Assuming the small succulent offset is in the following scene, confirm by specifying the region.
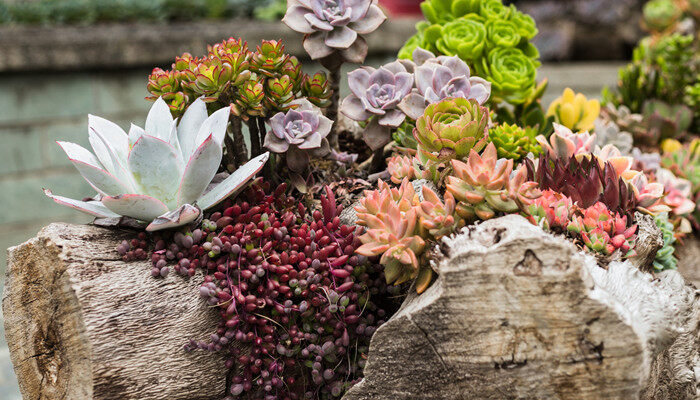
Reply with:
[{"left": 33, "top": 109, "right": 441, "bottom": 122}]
[
  {"left": 282, "top": 0, "right": 387, "bottom": 62},
  {"left": 398, "top": 47, "right": 491, "bottom": 120},
  {"left": 45, "top": 98, "right": 269, "bottom": 231},
  {"left": 488, "top": 123, "right": 540, "bottom": 161},
  {"left": 536, "top": 123, "right": 596, "bottom": 159},
  {"left": 414, "top": 97, "right": 489, "bottom": 165},
  {"left": 653, "top": 212, "right": 678, "bottom": 271},
  {"left": 546, "top": 88, "right": 600, "bottom": 132},
  {"left": 264, "top": 99, "right": 333, "bottom": 172},
  {"left": 341, "top": 60, "right": 415, "bottom": 150}
]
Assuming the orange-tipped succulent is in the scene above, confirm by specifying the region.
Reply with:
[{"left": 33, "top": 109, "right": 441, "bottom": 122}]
[
  {"left": 446, "top": 143, "right": 538, "bottom": 221},
  {"left": 387, "top": 155, "right": 417, "bottom": 184},
  {"left": 419, "top": 187, "right": 464, "bottom": 239}
]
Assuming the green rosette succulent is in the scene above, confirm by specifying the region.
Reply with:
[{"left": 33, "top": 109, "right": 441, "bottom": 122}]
[
  {"left": 435, "top": 15, "right": 487, "bottom": 61},
  {"left": 488, "top": 123, "right": 540, "bottom": 161},
  {"left": 643, "top": 0, "right": 683, "bottom": 32},
  {"left": 486, "top": 19, "right": 521, "bottom": 49},
  {"left": 508, "top": 7, "right": 538, "bottom": 40},
  {"left": 414, "top": 98, "right": 489, "bottom": 163},
  {"left": 653, "top": 212, "right": 678, "bottom": 271},
  {"left": 479, "top": 0, "right": 509, "bottom": 20},
  {"left": 420, "top": 0, "right": 480, "bottom": 24},
  {"left": 393, "top": 119, "right": 418, "bottom": 150},
  {"left": 479, "top": 47, "right": 539, "bottom": 104}
]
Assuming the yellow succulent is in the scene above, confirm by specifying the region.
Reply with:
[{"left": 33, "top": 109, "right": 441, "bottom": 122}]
[
  {"left": 546, "top": 88, "right": 601, "bottom": 132},
  {"left": 661, "top": 138, "right": 683, "bottom": 154}
]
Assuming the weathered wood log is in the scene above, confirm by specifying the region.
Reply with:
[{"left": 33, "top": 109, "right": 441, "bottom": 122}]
[
  {"left": 344, "top": 215, "right": 699, "bottom": 400},
  {"left": 3, "top": 223, "right": 226, "bottom": 400},
  {"left": 677, "top": 236, "right": 700, "bottom": 288}
]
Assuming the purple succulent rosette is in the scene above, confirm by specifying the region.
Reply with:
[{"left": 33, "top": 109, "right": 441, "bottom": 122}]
[
  {"left": 340, "top": 60, "right": 414, "bottom": 150},
  {"left": 399, "top": 48, "right": 492, "bottom": 120},
  {"left": 283, "top": 0, "right": 386, "bottom": 62},
  {"left": 265, "top": 99, "right": 333, "bottom": 172}
]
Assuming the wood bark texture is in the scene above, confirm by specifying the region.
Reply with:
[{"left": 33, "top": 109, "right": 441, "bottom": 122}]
[
  {"left": 344, "top": 215, "right": 699, "bottom": 400},
  {"left": 3, "top": 223, "right": 226, "bottom": 400},
  {"left": 677, "top": 236, "right": 700, "bottom": 288}
]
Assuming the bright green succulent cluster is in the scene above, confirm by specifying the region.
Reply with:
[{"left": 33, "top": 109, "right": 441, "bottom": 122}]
[
  {"left": 653, "top": 213, "right": 678, "bottom": 271},
  {"left": 399, "top": 0, "right": 540, "bottom": 106},
  {"left": 488, "top": 123, "right": 540, "bottom": 161}
]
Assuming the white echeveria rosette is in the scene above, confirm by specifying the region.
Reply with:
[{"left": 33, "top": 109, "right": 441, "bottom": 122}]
[{"left": 45, "top": 97, "right": 269, "bottom": 231}]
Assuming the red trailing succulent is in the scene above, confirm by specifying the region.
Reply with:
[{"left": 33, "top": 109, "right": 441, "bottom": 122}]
[
  {"left": 526, "top": 152, "right": 638, "bottom": 220},
  {"left": 140, "top": 180, "right": 397, "bottom": 399}
]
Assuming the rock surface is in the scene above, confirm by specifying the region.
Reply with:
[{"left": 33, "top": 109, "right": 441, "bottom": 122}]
[{"left": 344, "top": 215, "right": 699, "bottom": 400}]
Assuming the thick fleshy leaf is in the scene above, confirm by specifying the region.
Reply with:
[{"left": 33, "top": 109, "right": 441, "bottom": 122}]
[
  {"left": 325, "top": 26, "right": 358, "bottom": 49},
  {"left": 196, "top": 152, "right": 269, "bottom": 210},
  {"left": 398, "top": 92, "right": 428, "bottom": 120},
  {"left": 88, "top": 124, "right": 136, "bottom": 192},
  {"left": 283, "top": 5, "right": 315, "bottom": 34},
  {"left": 286, "top": 145, "right": 311, "bottom": 172},
  {"left": 348, "top": 67, "right": 371, "bottom": 98},
  {"left": 145, "top": 97, "right": 174, "bottom": 141},
  {"left": 362, "top": 119, "right": 392, "bottom": 150},
  {"left": 305, "top": 13, "right": 334, "bottom": 31},
  {"left": 177, "top": 134, "right": 223, "bottom": 206},
  {"left": 193, "top": 106, "right": 230, "bottom": 150},
  {"left": 57, "top": 141, "right": 130, "bottom": 196},
  {"left": 128, "top": 124, "right": 147, "bottom": 147},
  {"left": 348, "top": 4, "right": 386, "bottom": 34},
  {"left": 303, "top": 32, "right": 335, "bottom": 59},
  {"left": 146, "top": 204, "right": 201, "bottom": 232},
  {"left": 340, "top": 95, "right": 371, "bottom": 121},
  {"left": 178, "top": 97, "right": 208, "bottom": 159},
  {"left": 43, "top": 189, "right": 121, "bottom": 218},
  {"left": 88, "top": 114, "right": 129, "bottom": 165},
  {"left": 378, "top": 109, "right": 406, "bottom": 127},
  {"left": 128, "top": 135, "right": 183, "bottom": 207},
  {"left": 102, "top": 194, "right": 170, "bottom": 221}
]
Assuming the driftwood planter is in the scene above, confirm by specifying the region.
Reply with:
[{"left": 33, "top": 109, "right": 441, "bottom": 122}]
[{"left": 3, "top": 216, "right": 699, "bottom": 399}]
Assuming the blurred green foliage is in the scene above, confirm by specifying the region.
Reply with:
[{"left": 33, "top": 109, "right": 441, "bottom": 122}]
[{"left": 0, "top": 0, "right": 284, "bottom": 26}]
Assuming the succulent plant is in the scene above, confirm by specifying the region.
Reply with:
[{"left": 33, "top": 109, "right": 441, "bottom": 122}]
[
  {"left": 282, "top": 0, "right": 387, "bottom": 62},
  {"left": 413, "top": 97, "right": 489, "bottom": 164},
  {"left": 567, "top": 202, "right": 637, "bottom": 256},
  {"left": 525, "top": 190, "right": 637, "bottom": 257},
  {"left": 399, "top": 0, "right": 540, "bottom": 108},
  {"left": 264, "top": 99, "right": 333, "bottom": 172},
  {"left": 661, "top": 138, "right": 700, "bottom": 195},
  {"left": 641, "top": 100, "right": 693, "bottom": 144},
  {"left": 446, "top": 143, "right": 540, "bottom": 221},
  {"left": 488, "top": 123, "right": 540, "bottom": 161},
  {"left": 479, "top": 47, "right": 539, "bottom": 105},
  {"left": 397, "top": 47, "right": 491, "bottom": 120},
  {"left": 302, "top": 71, "right": 333, "bottom": 108},
  {"left": 419, "top": 186, "right": 464, "bottom": 240},
  {"left": 147, "top": 37, "right": 331, "bottom": 121},
  {"left": 546, "top": 88, "right": 600, "bottom": 132},
  {"left": 653, "top": 212, "right": 678, "bottom": 271},
  {"left": 392, "top": 119, "right": 419, "bottom": 150},
  {"left": 341, "top": 60, "right": 414, "bottom": 150},
  {"left": 526, "top": 151, "right": 637, "bottom": 219},
  {"left": 593, "top": 119, "right": 633, "bottom": 155},
  {"left": 642, "top": 0, "right": 683, "bottom": 32},
  {"left": 45, "top": 98, "right": 269, "bottom": 231},
  {"left": 536, "top": 123, "right": 596, "bottom": 160},
  {"left": 387, "top": 154, "right": 417, "bottom": 184},
  {"left": 355, "top": 179, "right": 426, "bottom": 286}
]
